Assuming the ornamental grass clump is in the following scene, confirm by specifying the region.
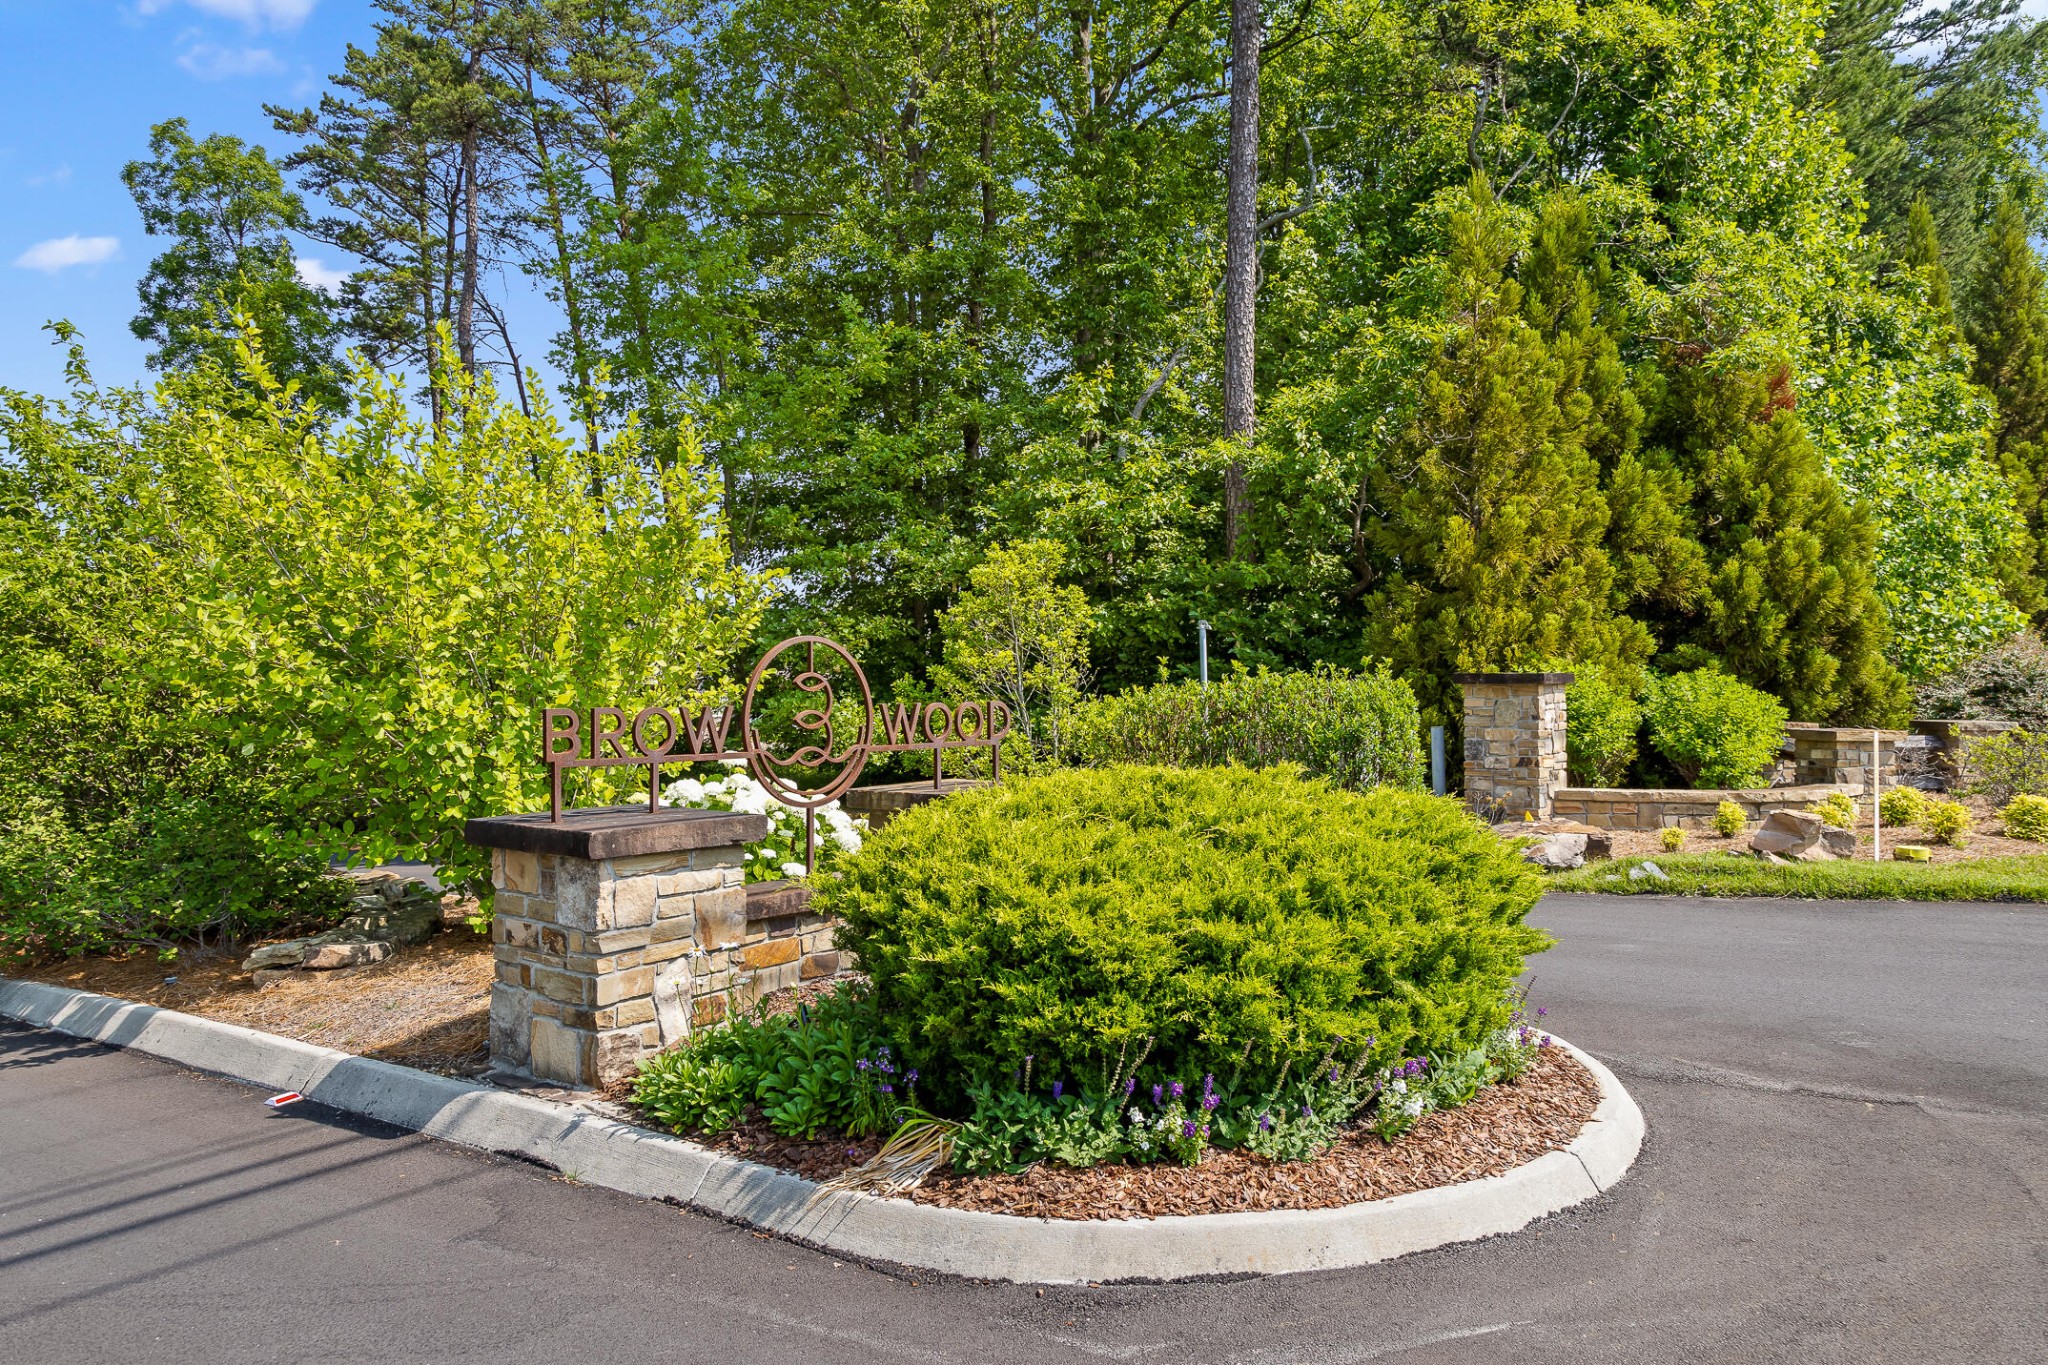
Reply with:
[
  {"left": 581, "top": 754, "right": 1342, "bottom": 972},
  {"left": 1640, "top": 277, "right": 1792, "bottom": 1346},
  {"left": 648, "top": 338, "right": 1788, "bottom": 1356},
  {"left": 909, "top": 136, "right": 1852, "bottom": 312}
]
[{"left": 818, "top": 765, "right": 1550, "bottom": 1113}]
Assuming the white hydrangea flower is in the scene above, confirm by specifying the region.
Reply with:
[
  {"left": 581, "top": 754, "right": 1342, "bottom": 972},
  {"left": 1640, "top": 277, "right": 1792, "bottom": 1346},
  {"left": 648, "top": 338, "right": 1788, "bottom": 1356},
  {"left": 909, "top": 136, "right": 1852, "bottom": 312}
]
[{"left": 780, "top": 861, "right": 808, "bottom": 880}]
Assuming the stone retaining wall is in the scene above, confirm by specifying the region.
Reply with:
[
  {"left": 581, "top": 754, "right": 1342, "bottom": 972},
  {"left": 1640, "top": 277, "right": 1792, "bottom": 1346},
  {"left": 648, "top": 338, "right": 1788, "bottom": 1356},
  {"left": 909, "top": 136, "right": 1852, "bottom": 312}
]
[{"left": 1551, "top": 782, "right": 1862, "bottom": 831}]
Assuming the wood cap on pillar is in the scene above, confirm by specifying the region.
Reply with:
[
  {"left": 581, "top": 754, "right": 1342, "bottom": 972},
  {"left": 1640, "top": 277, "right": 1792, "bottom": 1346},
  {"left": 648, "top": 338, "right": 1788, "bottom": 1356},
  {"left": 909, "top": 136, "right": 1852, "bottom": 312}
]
[
  {"left": 464, "top": 805, "right": 768, "bottom": 860},
  {"left": 1451, "top": 672, "right": 1576, "bottom": 685}
]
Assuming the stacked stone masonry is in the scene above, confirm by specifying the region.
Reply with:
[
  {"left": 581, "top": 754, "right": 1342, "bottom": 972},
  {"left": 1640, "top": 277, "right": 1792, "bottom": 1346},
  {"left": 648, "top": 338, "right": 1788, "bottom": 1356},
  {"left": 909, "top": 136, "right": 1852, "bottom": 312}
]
[
  {"left": 1785, "top": 726, "right": 1909, "bottom": 791},
  {"left": 1457, "top": 673, "right": 1572, "bottom": 821},
  {"left": 1551, "top": 782, "right": 1864, "bottom": 832},
  {"left": 473, "top": 808, "right": 849, "bottom": 1089}
]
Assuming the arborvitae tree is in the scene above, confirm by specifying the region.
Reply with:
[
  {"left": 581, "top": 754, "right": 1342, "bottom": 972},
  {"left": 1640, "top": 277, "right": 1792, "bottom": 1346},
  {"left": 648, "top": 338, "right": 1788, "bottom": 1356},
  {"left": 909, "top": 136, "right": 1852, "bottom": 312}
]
[
  {"left": 122, "top": 119, "right": 340, "bottom": 404},
  {"left": 1964, "top": 196, "right": 2048, "bottom": 617},
  {"left": 1658, "top": 366, "right": 1910, "bottom": 723},
  {"left": 1905, "top": 194, "right": 1958, "bottom": 332},
  {"left": 1363, "top": 180, "right": 1651, "bottom": 724}
]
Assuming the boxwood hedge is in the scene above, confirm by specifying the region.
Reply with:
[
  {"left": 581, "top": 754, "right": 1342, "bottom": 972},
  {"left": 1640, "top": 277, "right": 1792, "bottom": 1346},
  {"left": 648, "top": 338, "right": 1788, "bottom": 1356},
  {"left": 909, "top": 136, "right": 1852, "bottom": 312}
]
[{"left": 817, "top": 765, "right": 1548, "bottom": 1107}]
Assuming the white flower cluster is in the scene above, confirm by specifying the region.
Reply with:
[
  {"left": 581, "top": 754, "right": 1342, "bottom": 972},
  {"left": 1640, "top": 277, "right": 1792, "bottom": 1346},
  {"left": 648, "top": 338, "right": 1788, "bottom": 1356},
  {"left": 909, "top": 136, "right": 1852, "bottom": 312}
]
[{"left": 660, "top": 763, "right": 864, "bottom": 881}]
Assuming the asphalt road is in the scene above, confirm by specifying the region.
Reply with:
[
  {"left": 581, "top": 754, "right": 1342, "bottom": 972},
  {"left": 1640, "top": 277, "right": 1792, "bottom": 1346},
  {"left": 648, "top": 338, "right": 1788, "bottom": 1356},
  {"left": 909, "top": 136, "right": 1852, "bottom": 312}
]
[{"left": 3, "top": 894, "right": 2044, "bottom": 1365}]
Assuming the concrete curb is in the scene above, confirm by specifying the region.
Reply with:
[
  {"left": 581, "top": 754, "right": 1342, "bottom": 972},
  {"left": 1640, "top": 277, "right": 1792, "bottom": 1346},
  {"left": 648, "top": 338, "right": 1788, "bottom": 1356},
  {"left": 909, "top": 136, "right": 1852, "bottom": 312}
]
[{"left": 0, "top": 976, "right": 1642, "bottom": 1283}]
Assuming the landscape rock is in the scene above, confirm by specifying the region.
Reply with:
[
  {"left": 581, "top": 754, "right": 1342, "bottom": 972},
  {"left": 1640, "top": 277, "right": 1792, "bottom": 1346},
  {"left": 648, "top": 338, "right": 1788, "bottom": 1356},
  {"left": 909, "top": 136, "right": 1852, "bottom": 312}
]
[
  {"left": 1628, "top": 861, "right": 1669, "bottom": 882},
  {"left": 241, "top": 939, "right": 315, "bottom": 972},
  {"left": 1894, "top": 845, "right": 1931, "bottom": 862},
  {"left": 299, "top": 939, "right": 394, "bottom": 971},
  {"left": 1820, "top": 828, "right": 1858, "bottom": 857},
  {"left": 338, "top": 898, "right": 439, "bottom": 947},
  {"left": 1522, "top": 833, "right": 1589, "bottom": 870},
  {"left": 1750, "top": 809, "right": 1825, "bottom": 856},
  {"left": 1792, "top": 846, "right": 1837, "bottom": 863}
]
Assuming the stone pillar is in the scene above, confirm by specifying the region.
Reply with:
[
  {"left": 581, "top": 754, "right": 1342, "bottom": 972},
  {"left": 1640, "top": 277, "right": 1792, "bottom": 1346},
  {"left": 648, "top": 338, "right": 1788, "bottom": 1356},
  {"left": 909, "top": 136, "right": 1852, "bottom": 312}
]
[
  {"left": 464, "top": 805, "right": 765, "bottom": 1090},
  {"left": 1788, "top": 727, "right": 1909, "bottom": 794},
  {"left": 1455, "top": 672, "right": 1573, "bottom": 821}
]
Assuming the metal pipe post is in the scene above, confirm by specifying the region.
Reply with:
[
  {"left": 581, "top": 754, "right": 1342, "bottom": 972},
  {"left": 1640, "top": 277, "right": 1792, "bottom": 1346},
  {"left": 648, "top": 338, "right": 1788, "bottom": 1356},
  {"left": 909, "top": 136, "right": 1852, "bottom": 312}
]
[
  {"left": 1197, "top": 620, "right": 1210, "bottom": 688},
  {"left": 1431, "top": 725, "right": 1446, "bottom": 796}
]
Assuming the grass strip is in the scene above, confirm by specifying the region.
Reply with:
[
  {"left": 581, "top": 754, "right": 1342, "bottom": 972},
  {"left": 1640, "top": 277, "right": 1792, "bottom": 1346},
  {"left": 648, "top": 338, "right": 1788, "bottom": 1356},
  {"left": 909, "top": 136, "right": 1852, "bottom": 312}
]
[{"left": 1545, "top": 852, "right": 2048, "bottom": 902}]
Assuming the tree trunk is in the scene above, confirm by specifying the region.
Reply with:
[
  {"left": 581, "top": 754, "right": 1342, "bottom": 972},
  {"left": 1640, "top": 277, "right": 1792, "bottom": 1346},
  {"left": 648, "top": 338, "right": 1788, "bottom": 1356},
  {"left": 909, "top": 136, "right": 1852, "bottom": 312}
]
[
  {"left": 1222, "top": 0, "right": 1262, "bottom": 558},
  {"left": 456, "top": 47, "right": 484, "bottom": 376}
]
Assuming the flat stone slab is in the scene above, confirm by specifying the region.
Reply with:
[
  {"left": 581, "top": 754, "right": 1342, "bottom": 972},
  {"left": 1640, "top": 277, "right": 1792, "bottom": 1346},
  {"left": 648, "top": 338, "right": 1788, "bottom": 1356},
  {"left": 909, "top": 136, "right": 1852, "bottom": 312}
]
[
  {"left": 0, "top": 976, "right": 1644, "bottom": 1285},
  {"left": 465, "top": 805, "right": 767, "bottom": 860}
]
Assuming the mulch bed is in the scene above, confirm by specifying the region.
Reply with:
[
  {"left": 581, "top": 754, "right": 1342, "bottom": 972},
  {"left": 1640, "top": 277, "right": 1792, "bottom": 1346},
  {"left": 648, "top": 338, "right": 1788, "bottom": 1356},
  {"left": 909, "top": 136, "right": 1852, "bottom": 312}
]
[
  {"left": 6, "top": 928, "right": 496, "bottom": 1076},
  {"left": 1596, "top": 793, "right": 2040, "bottom": 864}
]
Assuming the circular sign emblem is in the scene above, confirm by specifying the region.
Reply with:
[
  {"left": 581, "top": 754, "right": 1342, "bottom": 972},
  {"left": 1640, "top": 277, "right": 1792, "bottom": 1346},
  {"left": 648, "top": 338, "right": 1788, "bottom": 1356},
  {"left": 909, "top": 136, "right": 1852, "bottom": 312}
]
[{"left": 739, "top": 635, "right": 874, "bottom": 809}]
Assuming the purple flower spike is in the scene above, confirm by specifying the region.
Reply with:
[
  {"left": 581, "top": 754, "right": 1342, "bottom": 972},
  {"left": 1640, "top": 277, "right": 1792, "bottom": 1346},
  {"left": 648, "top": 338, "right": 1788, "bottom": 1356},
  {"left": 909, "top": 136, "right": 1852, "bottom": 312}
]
[
  {"left": 1152, "top": 1084, "right": 1163, "bottom": 1106},
  {"left": 1536, "top": 1007, "right": 1548, "bottom": 1018},
  {"left": 856, "top": 1059, "right": 869, "bottom": 1070},
  {"left": 879, "top": 1083, "right": 894, "bottom": 1093},
  {"left": 1170, "top": 1080, "right": 1185, "bottom": 1099},
  {"left": 1181, "top": 1119, "right": 1198, "bottom": 1138},
  {"left": 1202, "top": 1073, "right": 1215, "bottom": 1095},
  {"left": 1329, "top": 1066, "right": 1340, "bottom": 1083},
  {"left": 1124, "top": 1078, "right": 1137, "bottom": 1097},
  {"left": 1201, "top": 1093, "right": 1220, "bottom": 1111},
  {"left": 1052, "top": 1080, "right": 1064, "bottom": 1100},
  {"left": 906, "top": 1069, "right": 919, "bottom": 1083},
  {"left": 1258, "top": 1112, "right": 1273, "bottom": 1131}
]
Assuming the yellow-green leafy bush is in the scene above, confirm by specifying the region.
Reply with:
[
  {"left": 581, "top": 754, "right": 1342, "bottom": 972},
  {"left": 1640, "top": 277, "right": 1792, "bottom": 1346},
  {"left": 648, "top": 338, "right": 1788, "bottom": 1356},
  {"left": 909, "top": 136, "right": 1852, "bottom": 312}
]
[
  {"left": 1964, "top": 729, "right": 2048, "bottom": 804},
  {"left": 1642, "top": 671, "right": 1788, "bottom": 788},
  {"left": 1925, "top": 798, "right": 1973, "bottom": 847},
  {"left": 1812, "top": 792, "right": 1857, "bottom": 829},
  {"left": 1713, "top": 801, "right": 1747, "bottom": 837},
  {"left": 1566, "top": 670, "right": 1643, "bottom": 787},
  {"left": 1879, "top": 786, "right": 1927, "bottom": 828},
  {"left": 1660, "top": 827, "right": 1686, "bottom": 852},
  {"left": 2003, "top": 794, "right": 2048, "bottom": 841},
  {"left": 819, "top": 766, "right": 1548, "bottom": 1106}
]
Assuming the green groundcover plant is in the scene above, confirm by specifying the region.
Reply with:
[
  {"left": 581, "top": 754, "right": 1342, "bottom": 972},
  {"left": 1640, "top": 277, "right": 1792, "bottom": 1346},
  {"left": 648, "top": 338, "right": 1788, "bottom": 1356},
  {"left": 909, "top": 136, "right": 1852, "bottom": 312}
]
[{"left": 818, "top": 765, "right": 1548, "bottom": 1109}]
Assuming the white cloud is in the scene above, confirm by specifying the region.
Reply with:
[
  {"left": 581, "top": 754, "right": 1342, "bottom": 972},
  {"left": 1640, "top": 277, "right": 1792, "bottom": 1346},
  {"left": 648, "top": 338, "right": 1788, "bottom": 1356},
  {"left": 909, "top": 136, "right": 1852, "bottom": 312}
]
[
  {"left": 13, "top": 235, "right": 121, "bottom": 273},
  {"left": 27, "top": 164, "right": 73, "bottom": 188},
  {"left": 295, "top": 255, "right": 348, "bottom": 292},
  {"left": 178, "top": 41, "right": 285, "bottom": 79},
  {"left": 137, "top": 0, "right": 316, "bottom": 31}
]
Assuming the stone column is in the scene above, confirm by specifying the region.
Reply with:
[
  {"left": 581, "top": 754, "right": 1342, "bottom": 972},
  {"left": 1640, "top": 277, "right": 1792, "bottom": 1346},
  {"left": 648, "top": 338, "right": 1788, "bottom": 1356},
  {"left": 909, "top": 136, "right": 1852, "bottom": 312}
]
[
  {"left": 1455, "top": 672, "right": 1573, "bottom": 821},
  {"left": 464, "top": 805, "right": 765, "bottom": 1090}
]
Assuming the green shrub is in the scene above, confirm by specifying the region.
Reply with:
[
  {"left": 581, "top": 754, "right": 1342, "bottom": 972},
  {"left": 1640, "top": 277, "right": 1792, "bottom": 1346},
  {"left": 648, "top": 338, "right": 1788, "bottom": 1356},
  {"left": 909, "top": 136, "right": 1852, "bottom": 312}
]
[
  {"left": 1964, "top": 729, "right": 2048, "bottom": 804},
  {"left": 631, "top": 986, "right": 902, "bottom": 1140},
  {"left": 2003, "top": 794, "right": 2048, "bottom": 841},
  {"left": 1660, "top": 826, "right": 1686, "bottom": 852},
  {"left": 1924, "top": 797, "right": 1972, "bottom": 847},
  {"left": 1065, "top": 666, "right": 1424, "bottom": 792},
  {"left": 1565, "top": 671, "right": 1643, "bottom": 787},
  {"left": 1916, "top": 632, "right": 2048, "bottom": 730},
  {"left": 1879, "top": 786, "right": 1928, "bottom": 828},
  {"left": 1712, "top": 800, "right": 1747, "bottom": 837},
  {"left": 1642, "top": 671, "right": 1789, "bottom": 788},
  {"left": 819, "top": 766, "right": 1549, "bottom": 1108},
  {"left": 1812, "top": 792, "right": 1857, "bottom": 829}
]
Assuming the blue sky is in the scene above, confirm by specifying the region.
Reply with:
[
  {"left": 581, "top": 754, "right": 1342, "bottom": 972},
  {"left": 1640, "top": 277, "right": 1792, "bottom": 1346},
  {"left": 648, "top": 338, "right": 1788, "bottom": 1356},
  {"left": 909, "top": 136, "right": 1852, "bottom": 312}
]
[{"left": 0, "top": 2, "right": 392, "bottom": 398}]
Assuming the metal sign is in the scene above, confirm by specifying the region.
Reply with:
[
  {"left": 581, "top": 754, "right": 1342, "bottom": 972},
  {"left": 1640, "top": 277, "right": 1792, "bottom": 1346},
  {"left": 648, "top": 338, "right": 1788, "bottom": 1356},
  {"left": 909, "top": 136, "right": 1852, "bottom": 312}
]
[{"left": 540, "top": 636, "right": 1012, "bottom": 867}]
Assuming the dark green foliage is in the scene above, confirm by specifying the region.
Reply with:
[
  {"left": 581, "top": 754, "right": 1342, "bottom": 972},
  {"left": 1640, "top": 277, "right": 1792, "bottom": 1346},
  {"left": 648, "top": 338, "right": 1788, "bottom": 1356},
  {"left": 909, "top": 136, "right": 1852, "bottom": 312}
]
[
  {"left": 1642, "top": 670, "right": 1790, "bottom": 789},
  {"left": 819, "top": 766, "right": 1549, "bottom": 1109},
  {"left": 1654, "top": 367, "right": 1911, "bottom": 723},
  {"left": 630, "top": 986, "right": 902, "bottom": 1141},
  {"left": 1548, "top": 852, "right": 2048, "bottom": 900},
  {"left": 1916, "top": 631, "right": 2048, "bottom": 726},
  {"left": 1064, "top": 665, "right": 1424, "bottom": 792},
  {"left": 1967, "top": 196, "right": 2048, "bottom": 616},
  {"left": 1361, "top": 183, "right": 1655, "bottom": 725}
]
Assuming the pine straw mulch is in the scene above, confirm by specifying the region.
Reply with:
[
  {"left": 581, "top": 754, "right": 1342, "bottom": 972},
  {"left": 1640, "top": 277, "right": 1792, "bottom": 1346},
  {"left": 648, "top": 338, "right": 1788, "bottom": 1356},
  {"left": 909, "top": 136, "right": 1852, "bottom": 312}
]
[
  {"left": 623, "top": 1041, "right": 1601, "bottom": 1221},
  {"left": 5, "top": 929, "right": 496, "bottom": 1076},
  {"left": 1593, "top": 794, "right": 2040, "bottom": 864}
]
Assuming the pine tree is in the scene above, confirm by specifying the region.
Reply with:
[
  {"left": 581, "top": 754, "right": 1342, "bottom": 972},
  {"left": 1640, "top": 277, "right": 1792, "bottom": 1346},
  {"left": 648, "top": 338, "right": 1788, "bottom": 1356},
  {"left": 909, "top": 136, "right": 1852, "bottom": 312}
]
[
  {"left": 1963, "top": 198, "right": 2048, "bottom": 621},
  {"left": 1363, "top": 179, "right": 1650, "bottom": 725},
  {"left": 1658, "top": 366, "right": 1910, "bottom": 723}
]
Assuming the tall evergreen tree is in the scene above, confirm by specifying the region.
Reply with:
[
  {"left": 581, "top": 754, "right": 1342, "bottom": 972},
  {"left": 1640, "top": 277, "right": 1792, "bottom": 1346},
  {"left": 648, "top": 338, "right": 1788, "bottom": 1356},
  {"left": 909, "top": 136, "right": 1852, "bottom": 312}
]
[
  {"left": 1362, "top": 179, "right": 1650, "bottom": 725},
  {"left": 1905, "top": 194, "right": 1958, "bottom": 331},
  {"left": 1966, "top": 193, "right": 2048, "bottom": 615},
  {"left": 122, "top": 119, "right": 339, "bottom": 403},
  {"left": 1656, "top": 366, "right": 1910, "bottom": 723}
]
